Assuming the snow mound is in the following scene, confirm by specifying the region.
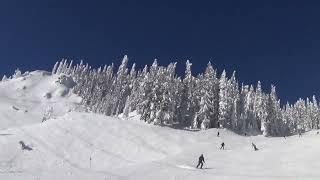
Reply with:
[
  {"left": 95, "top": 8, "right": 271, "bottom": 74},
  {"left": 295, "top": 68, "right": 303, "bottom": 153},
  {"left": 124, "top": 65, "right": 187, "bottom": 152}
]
[{"left": 0, "top": 71, "right": 82, "bottom": 130}]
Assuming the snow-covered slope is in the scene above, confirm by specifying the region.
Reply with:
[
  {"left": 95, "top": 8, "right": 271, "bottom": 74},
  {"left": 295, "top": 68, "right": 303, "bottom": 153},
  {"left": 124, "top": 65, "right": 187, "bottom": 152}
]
[
  {"left": 0, "top": 71, "right": 81, "bottom": 130},
  {"left": 0, "top": 112, "right": 319, "bottom": 180},
  {"left": 0, "top": 71, "right": 319, "bottom": 180}
]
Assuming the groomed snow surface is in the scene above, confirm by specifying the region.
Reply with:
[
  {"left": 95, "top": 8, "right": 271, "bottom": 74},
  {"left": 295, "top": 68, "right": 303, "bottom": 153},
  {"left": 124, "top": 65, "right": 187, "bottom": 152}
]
[{"left": 0, "top": 71, "right": 319, "bottom": 180}]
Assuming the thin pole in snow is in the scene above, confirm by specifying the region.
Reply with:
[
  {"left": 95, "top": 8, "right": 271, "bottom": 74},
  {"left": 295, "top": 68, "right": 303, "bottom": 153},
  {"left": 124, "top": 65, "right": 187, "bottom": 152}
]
[{"left": 90, "top": 156, "right": 92, "bottom": 169}]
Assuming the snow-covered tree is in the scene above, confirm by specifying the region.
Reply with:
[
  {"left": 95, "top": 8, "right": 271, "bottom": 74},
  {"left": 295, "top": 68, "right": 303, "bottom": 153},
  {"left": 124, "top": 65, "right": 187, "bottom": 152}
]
[
  {"left": 13, "top": 69, "right": 22, "bottom": 79},
  {"left": 46, "top": 57, "right": 320, "bottom": 137},
  {"left": 195, "top": 62, "right": 219, "bottom": 129},
  {"left": 264, "top": 85, "right": 285, "bottom": 136},
  {"left": 218, "top": 70, "right": 228, "bottom": 128},
  {"left": 254, "top": 81, "right": 267, "bottom": 133},
  {"left": 179, "top": 60, "right": 197, "bottom": 127},
  {"left": 227, "top": 71, "right": 239, "bottom": 130},
  {"left": 52, "top": 62, "right": 59, "bottom": 74},
  {"left": 2, "top": 75, "right": 8, "bottom": 81}
]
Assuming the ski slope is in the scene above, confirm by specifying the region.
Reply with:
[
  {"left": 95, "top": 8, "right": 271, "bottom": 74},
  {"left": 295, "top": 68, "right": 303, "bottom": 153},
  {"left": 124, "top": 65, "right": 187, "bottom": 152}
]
[{"left": 0, "top": 71, "right": 319, "bottom": 180}]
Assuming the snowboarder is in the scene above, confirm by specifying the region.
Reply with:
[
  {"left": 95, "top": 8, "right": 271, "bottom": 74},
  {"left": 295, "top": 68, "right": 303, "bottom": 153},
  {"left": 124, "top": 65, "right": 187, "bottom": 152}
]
[
  {"left": 217, "top": 131, "right": 220, "bottom": 137},
  {"left": 220, "top": 142, "right": 225, "bottom": 150},
  {"left": 196, "top": 154, "right": 205, "bottom": 169},
  {"left": 252, "top": 142, "right": 258, "bottom": 151}
]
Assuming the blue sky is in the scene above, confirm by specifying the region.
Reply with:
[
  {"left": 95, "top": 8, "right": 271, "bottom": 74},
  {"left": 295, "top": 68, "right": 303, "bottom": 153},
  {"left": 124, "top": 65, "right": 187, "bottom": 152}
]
[{"left": 1, "top": 0, "right": 320, "bottom": 103}]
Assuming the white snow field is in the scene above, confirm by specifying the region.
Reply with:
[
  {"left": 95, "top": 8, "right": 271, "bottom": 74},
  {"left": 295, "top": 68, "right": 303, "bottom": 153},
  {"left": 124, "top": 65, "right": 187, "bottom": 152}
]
[
  {"left": 0, "top": 71, "right": 81, "bottom": 130},
  {"left": 0, "top": 71, "right": 319, "bottom": 180}
]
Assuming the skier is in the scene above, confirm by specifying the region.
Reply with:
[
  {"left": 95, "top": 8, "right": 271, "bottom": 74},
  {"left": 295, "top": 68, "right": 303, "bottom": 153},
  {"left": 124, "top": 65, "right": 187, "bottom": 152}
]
[
  {"left": 196, "top": 154, "right": 205, "bottom": 169},
  {"left": 19, "top": 141, "right": 32, "bottom": 151},
  {"left": 252, "top": 142, "right": 258, "bottom": 151},
  {"left": 217, "top": 131, "right": 220, "bottom": 137},
  {"left": 317, "top": 131, "right": 319, "bottom": 135},
  {"left": 220, "top": 142, "right": 225, "bottom": 150},
  {"left": 299, "top": 132, "right": 302, "bottom": 137}
]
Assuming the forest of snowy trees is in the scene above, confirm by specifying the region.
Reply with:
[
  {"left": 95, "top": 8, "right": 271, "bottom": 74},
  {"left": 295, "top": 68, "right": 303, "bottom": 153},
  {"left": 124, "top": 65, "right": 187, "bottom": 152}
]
[{"left": 5, "top": 56, "right": 320, "bottom": 136}]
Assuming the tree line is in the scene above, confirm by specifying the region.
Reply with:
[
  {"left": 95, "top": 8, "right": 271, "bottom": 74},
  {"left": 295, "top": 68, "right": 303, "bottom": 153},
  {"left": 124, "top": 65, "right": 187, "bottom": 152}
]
[{"left": 11, "top": 56, "right": 319, "bottom": 136}]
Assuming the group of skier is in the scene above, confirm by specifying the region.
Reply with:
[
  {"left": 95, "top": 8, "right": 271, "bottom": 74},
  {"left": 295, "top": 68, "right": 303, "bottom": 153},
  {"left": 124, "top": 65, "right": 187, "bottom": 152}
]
[
  {"left": 196, "top": 131, "right": 259, "bottom": 169},
  {"left": 196, "top": 130, "right": 320, "bottom": 169}
]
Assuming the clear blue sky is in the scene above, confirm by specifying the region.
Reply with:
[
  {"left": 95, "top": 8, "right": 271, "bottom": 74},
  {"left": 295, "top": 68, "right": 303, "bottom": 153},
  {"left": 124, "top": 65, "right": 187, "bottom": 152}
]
[{"left": 0, "top": 0, "right": 320, "bottom": 103}]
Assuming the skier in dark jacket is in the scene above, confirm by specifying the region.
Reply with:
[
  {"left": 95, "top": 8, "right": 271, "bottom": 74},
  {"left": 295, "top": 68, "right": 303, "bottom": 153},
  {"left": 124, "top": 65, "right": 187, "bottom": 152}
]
[
  {"left": 252, "top": 142, "right": 258, "bottom": 151},
  {"left": 220, "top": 142, "right": 225, "bottom": 150},
  {"left": 196, "top": 154, "right": 205, "bottom": 169},
  {"left": 19, "top": 141, "right": 32, "bottom": 151},
  {"left": 217, "top": 131, "right": 220, "bottom": 137}
]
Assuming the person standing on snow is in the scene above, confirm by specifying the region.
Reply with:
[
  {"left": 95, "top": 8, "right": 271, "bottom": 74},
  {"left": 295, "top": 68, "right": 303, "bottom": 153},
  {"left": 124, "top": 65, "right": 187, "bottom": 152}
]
[
  {"left": 196, "top": 154, "right": 205, "bottom": 169},
  {"left": 220, "top": 142, "right": 225, "bottom": 150},
  {"left": 217, "top": 131, "right": 220, "bottom": 137},
  {"left": 252, "top": 142, "right": 259, "bottom": 151}
]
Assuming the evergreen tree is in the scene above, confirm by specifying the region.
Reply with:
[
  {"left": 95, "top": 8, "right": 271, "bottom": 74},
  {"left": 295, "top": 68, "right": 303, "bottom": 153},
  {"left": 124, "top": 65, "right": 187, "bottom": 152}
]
[
  {"left": 227, "top": 71, "right": 239, "bottom": 130},
  {"left": 179, "top": 60, "right": 196, "bottom": 127},
  {"left": 218, "top": 70, "right": 228, "bottom": 128},
  {"left": 45, "top": 57, "right": 320, "bottom": 137},
  {"left": 52, "top": 62, "right": 59, "bottom": 74},
  {"left": 2, "top": 75, "right": 8, "bottom": 81},
  {"left": 13, "top": 68, "right": 22, "bottom": 79},
  {"left": 195, "top": 62, "right": 218, "bottom": 129},
  {"left": 254, "top": 81, "right": 266, "bottom": 132},
  {"left": 264, "top": 85, "right": 284, "bottom": 136}
]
